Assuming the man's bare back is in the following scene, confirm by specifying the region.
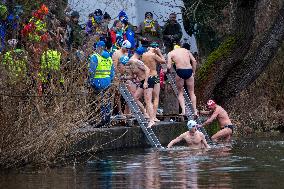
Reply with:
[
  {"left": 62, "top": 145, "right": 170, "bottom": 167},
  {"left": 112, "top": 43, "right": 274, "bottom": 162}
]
[
  {"left": 112, "top": 49, "right": 128, "bottom": 73},
  {"left": 215, "top": 106, "right": 233, "bottom": 127},
  {"left": 128, "top": 59, "right": 148, "bottom": 81},
  {"left": 167, "top": 47, "right": 196, "bottom": 71}
]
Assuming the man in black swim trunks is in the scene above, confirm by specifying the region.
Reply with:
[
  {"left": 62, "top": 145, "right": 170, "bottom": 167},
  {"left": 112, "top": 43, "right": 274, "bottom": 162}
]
[
  {"left": 122, "top": 56, "right": 156, "bottom": 128},
  {"left": 142, "top": 46, "right": 166, "bottom": 124},
  {"left": 200, "top": 100, "right": 235, "bottom": 142},
  {"left": 167, "top": 44, "right": 198, "bottom": 116}
]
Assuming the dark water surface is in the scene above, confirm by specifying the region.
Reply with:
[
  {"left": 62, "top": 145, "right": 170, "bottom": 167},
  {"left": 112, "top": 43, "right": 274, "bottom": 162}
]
[{"left": 1, "top": 134, "right": 284, "bottom": 189}]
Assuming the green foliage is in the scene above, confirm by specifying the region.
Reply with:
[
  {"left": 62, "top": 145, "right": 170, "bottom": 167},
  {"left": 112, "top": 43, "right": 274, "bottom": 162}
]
[
  {"left": 182, "top": 0, "right": 230, "bottom": 56},
  {"left": 197, "top": 36, "right": 236, "bottom": 81},
  {"left": 183, "top": 0, "right": 229, "bottom": 25},
  {"left": 206, "top": 120, "right": 220, "bottom": 136}
]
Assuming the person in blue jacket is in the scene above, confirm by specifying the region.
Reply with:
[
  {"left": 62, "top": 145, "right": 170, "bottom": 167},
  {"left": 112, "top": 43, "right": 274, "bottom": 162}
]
[
  {"left": 89, "top": 41, "right": 115, "bottom": 127},
  {"left": 118, "top": 11, "right": 136, "bottom": 49},
  {"left": 89, "top": 40, "right": 115, "bottom": 91}
]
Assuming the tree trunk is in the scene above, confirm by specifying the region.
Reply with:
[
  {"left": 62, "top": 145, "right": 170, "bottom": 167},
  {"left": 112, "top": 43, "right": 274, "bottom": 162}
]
[
  {"left": 195, "top": 0, "right": 257, "bottom": 103},
  {"left": 214, "top": 5, "right": 284, "bottom": 104},
  {"left": 188, "top": 0, "right": 284, "bottom": 108}
]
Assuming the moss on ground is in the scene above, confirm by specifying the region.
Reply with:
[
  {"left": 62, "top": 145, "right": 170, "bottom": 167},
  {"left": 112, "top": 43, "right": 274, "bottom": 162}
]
[{"left": 197, "top": 36, "right": 236, "bottom": 82}]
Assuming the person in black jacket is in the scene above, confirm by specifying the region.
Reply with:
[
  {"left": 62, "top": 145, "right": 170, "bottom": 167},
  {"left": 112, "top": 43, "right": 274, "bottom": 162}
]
[{"left": 162, "top": 13, "right": 182, "bottom": 53}]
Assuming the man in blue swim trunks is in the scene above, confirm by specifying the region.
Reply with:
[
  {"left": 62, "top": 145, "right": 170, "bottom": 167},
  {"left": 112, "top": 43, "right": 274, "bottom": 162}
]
[{"left": 167, "top": 44, "right": 198, "bottom": 116}]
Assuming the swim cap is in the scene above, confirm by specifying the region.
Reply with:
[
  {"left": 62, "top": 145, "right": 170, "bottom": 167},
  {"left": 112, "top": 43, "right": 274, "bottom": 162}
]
[
  {"left": 207, "top": 99, "right": 216, "bottom": 106},
  {"left": 174, "top": 45, "right": 181, "bottom": 49},
  {"left": 96, "top": 41, "right": 105, "bottom": 48},
  {"left": 150, "top": 42, "right": 159, "bottom": 48},
  {"left": 136, "top": 47, "right": 145, "bottom": 55},
  {"left": 119, "top": 55, "right": 129, "bottom": 65},
  {"left": 121, "top": 40, "right": 131, "bottom": 49},
  {"left": 187, "top": 120, "right": 197, "bottom": 129}
]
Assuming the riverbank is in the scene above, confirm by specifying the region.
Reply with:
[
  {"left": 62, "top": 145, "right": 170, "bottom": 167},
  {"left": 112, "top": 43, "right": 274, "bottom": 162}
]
[{"left": 68, "top": 121, "right": 188, "bottom": 155}]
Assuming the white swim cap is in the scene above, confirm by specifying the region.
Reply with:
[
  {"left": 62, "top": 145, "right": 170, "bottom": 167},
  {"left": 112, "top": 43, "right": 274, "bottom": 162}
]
[
  {"left": 187, "top": 120, "right": 197, "bottom": 129},
  {"left": 121, "top": 40, "right": 131, "bottom": 49}
]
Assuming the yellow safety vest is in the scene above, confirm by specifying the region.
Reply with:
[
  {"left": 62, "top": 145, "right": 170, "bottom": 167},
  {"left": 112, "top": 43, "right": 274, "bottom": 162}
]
[
  {"left": 3, "top": 49, "right": 27, "bottom": 78},
  {"left": 41, "top": 50, "right": 61, "bottom": 71},
  {"left": 39, "top": 50, "right": 61, "bottom": 83},
  {"left": 93, "top": 53, "right": 113, "bottom": 79},
  {"left": 28, "top": 17, "right": 47, "bottom": 42},
  {"left": 143, "top": 19, "right": 156, "bottom": 33}
]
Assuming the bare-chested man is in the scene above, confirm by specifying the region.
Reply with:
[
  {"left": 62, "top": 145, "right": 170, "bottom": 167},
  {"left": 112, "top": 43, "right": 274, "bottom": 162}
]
[
  {"left": 167, "top": 120, "right": 210, "bottom": 149},
  {"left": 142, "top": 46, "right": 166, "bottom": 123},
  {"left": 122, "top": 55, "right": 156, "bottom": 128},
  {"left": 167, "top": 44, "right": 198, "bottom": 117},
  {"left": 112, "top": 40, "right": 131, "bottom": 116},
  {"left": 127, "top": 47, "right": 145, "bottom": 94},
  {"left": 112, "top": 40, "right": 131, "bottom": 76},
  {"left": 200, "top": 99, "right": 235, "bottom": 142}
]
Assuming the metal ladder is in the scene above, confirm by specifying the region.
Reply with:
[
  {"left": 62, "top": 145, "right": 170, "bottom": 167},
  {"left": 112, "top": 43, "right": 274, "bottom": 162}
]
[
  {"left": 166, "top": 72, "right": 211, "bottom": 142},
  {"left": 119, "top": 84, "right": 163, "bottom": 149}
]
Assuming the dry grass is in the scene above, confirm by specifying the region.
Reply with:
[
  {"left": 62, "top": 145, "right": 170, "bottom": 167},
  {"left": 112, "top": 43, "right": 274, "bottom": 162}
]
[{"left": 0, "top": 53, "right": 118, "bottom": 169}]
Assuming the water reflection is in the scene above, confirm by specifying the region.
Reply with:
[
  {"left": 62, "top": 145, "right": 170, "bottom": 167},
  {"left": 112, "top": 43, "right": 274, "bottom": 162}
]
[
  {"left": 1, "top": 136, "right": 284, "bottom": 189},
  {"left": 85, "top": 160, "right": 113, "bottom": 188}
]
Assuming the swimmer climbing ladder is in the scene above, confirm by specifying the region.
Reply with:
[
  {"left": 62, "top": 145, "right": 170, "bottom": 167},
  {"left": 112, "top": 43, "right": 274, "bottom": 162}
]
[
  {"left": 166, "top": 72, "right": 211, "bottom": 142},
  {"left": 119, "top": 84, "right": 163, "bottom": 149}
]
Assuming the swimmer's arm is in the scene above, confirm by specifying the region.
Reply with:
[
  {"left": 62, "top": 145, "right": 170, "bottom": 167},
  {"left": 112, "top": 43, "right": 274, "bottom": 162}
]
[
  {"left": 155, "top": 48, "right": 165, "bottom": 62},
  {"left": 143, "top": 64, "right": 150, "bottom": 85},
  {"left": 167, "top": 53, "right": 173, "bottom": 70},
  {"left": 167, "top": 134, "right": 185, "bottom": 148},
  {"left": 136, "top": 61, "right": 150, "bottom": 84},
  {"left": 201, "top": 134, "right": 211, "bottom": 149},
  {"left": 202, "top": 110, "right": 219, "bottom": 127},
  {"left": 199, "top": 110, "right": 212, "bottom": 115},
  {"left": 189, "top": 51, "right": 197, "bottom": 74},
  {"left": 111, "top": 52, "right": 119, "bottom": 70},
  {"left": 154, "top": 54, "right": 166, "bottom": 64}
]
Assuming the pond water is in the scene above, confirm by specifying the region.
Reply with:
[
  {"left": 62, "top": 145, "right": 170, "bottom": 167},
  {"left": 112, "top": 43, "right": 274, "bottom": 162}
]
[{"left": 1, "top": 134, "right": 284, "bottom": 188}]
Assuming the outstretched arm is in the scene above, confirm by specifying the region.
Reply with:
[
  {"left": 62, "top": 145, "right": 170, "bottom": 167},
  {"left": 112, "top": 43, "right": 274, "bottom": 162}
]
[
  {"left": 199, "top": 110, "right": 212, "bottom": 115},
  {"left": 201, "top": 133, "right": 211, "bottom": 149},
  {"left": 202, "top": 110, "right": 219, "bottom": 127},
  {"left": 167, "top": 53, "right": 173, "bottom": 70},
  {"left": 167, "top": 133, "right": 185, "bottom": 148}
]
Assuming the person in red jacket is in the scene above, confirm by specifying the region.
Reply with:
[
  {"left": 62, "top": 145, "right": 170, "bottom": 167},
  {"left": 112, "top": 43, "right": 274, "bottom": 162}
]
[{"left": 109, "top": 20, "right": 126, "bottom": 50}]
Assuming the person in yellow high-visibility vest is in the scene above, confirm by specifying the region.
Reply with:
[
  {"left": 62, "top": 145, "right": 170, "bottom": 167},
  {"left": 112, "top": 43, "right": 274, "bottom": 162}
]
[
  {"left": 40, "top": 49, "right": 61, "bottom": 81},
  {"left": 89, "top": 40, "right": 115, "bottom": 91},
  {"left": 39, "top": 48, "right": 63, "bottom": 93},
  {"left": 3, "top": 48, "right": 28, "bottom": 82},
  {"left": 89, "top": 40, "right": 115, "bottom": 127}
]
